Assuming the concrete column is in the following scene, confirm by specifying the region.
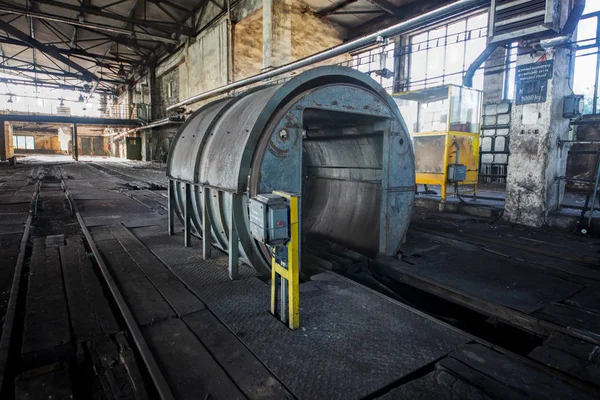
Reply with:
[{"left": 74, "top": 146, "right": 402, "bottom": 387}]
[
  {"left": 72, "top": 123, "right": 79, "bottom": 161},
  {"left": 262, "top": 0, "right": 292, "bottom": 70},
  {"left": 504, "top": 46, "right": 574, "bottom": 227},
  {"left": 0, "top": 122, "right": 6, "bottom": 161}
]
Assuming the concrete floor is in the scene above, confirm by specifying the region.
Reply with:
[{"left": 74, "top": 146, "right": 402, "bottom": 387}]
[{"left": 1, "top": 154, "right": 599, "bottom": 399}]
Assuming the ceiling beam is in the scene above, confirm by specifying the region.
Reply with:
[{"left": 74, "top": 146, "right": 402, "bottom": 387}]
[
  {"left": 0, "top": 76, "right": 113, "bottom": 93},
  {"left": 0, "top": 64, "right": 125, "bottom": 84},
  {"left": 351, "top": 0, "right": 465, "bottom": 38},
  {"left": 0, "top": 19, "right": 99, "bottom": 81},
  {"left": 31, "top": 0, "right": 194, "bottom": 36},
  {"left": 0, "top": 3, "right": 180, "bottom": 44},
  {"left": 366, "top": 0, "right": 403, "bottom": 17},
  {"left": 317, "top": 0, "right": 358, "bottom": 17},
  {"left": 0, "top": 36, "right": 140, "bottom": 65}
]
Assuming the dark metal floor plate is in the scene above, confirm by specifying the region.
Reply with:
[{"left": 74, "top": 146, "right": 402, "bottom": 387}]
[{"left": 131, "top": 225, "right": 470, "bottom": 400}]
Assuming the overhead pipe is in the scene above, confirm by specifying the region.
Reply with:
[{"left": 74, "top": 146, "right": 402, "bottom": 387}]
[
  {"left": 108, "top": 117, "right": 184, "bottom": 139},
  {"left": 464, "top": 0, "right": 586, "bottom": 86},
  {"left": 167, "top": 0, "right": 491, "bottom": 111},
  {"left": 540, "top": 0, "right": 587, "bottom": 49},
  {"left": 463, "top": 42, "right": 502, "bottom": 87}
]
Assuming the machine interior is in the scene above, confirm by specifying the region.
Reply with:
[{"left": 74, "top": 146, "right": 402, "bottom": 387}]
[{"left": 300, "top": 108, "right": 389, "bottom": 257}]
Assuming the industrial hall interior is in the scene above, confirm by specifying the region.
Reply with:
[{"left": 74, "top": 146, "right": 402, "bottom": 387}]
[{"left": 2, "top": 0, "right": 600, "bottom": 398}]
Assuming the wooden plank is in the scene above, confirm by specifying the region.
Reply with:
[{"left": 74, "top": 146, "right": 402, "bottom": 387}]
[
  {"left": 98, "top": 239, "right": 176, "bottom": 326},
  {"left": 447, "top": 344, "right": 595, "bottom": 399},
  {"left": 128, "top": 250, "right": 206, "bottom": 316},
  {"left": 86, "top": 334, "right": 143, "bottom": 400},
  {"left": 543, "top": 333, "right": 600, "bottom": 361},
  {"left": 438, "top": 356, "right": 528, "bottom": 399},
  {"left": 107, "top": 224, "right": 205, "bottom": 316},
  {"left": 566, "top": 287, "right": 600, "bottom": 314},
  {"left": 183, "top": 310, "right": 293, "bottom": 400},
  {"left": 107, "top": 225, "right": 148, "bottom": 253},
  {"left": 15, "top": 364, "right": 73, "bottom": 400},
  {"left": 377, "top": 368, "right": 494, "bottom": 400},
  {"left": 142, "top": 316, "right": 245, "bottom": 400},
  {"left": 529, "top": 346, "right": 600, "bottom": 386},
  {"left": 59, "top": 237, "right": 119, "bottom": 343},
  {"left": 533, "top": 303, "right": 600, "bottom": 338},
  {"left": 22, "top": 239, "right": 72, "bottom": 363}
]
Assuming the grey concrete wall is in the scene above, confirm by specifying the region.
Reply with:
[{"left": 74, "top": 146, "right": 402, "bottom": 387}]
[{"left": 504, "top": 48, "right": 573, "bottom": 226}]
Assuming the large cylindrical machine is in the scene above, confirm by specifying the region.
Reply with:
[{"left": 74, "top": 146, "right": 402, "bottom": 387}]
[{"left": 167, "top": 66, "right": 415, "bottom": 276}]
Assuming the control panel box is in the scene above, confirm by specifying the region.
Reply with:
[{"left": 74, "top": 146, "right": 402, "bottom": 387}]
[
  {"left": 249, "top": 194, "right": 289, "bottom": 245},
  {"left": 448, "top": 164, "right": 467, "bottom": 182}
]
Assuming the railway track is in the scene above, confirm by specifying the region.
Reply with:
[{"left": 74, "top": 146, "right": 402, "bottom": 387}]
[
  {"left": 1, "top": 161, "right": 598, "bottom": 399},
  {"left": 0, "top": 166, "right": 163, "bottom": 399}
]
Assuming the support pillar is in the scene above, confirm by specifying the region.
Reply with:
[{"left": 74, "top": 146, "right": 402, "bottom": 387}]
[
  {"left": 184, "top": 183, "right": 192, "bottom": 247},
  {"left": 504, "top": 45, "right": 574, "bottom": 227},
  {"left": 262, "top": 0, "right": 292, "bottom": 70},
  {"left": 0, "top": 122, "right": 11, "bottom": 161},
  {"left": 202, "top": 187, "right": 212, "bottom": 260},
  {"left": 72, "top": 123, "right": 79, "bottom": 161},
  {"left": 168, "top": 180, "right": 175, "bottom": 235},
  {"left": 228, "top": 194, "right": 239, "bottom": 280}
]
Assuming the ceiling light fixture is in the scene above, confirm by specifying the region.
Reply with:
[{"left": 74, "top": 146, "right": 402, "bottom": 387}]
[
  {"left": 78, "top": 94, "right": 84, "bottom": 102},
  {"left": 118, "top": 64, "right": 126, "bottom": 77},
  {"left": 7, "top": 95, "right": 13, "bottom": 103}
]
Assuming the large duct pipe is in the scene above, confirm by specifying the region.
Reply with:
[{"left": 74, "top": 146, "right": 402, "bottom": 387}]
[
  {"left": 463, "top": 43, "right": 501, "bottom": 87},
  {"left": 464, "top": 0, "right": 586, "bottom": 86},
  {"left": 166, "top": 0, "right": 490, "bottom": 111},
  {"left": 540, "top": 0, "right": 587, "bottom": 49},
  {"left": 166, "top": 67, "right": 415, "bottom": 275}
]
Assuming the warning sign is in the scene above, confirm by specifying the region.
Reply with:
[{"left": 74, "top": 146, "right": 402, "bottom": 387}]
[{"left": 515, "top": 60, "right": 554, "bottom": 105}]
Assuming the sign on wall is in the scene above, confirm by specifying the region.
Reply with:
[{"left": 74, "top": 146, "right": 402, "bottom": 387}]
[{"left": 515, "top": 60, "right": 554, "bottom": 105}]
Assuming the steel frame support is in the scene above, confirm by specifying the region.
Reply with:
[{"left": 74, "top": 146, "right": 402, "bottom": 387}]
[
  {"left": 228, "top": 193, "right": 240, "bottom": 280},
  {"left": 202, "top": 186, "right": 211, "bottom": 260},
  {"left": 72, "top": 123, "right": 78, "bottom": 161},
  {"left": 0, "top": 76, "right": 113, "bottom": 94},
  {"left": 32, "top": 0, "right": 194, "bottom": 36},
  {"left": 184, "top": 182, "right": 192, "bottom": 247},
  {"left": 0, "top": 5, "right": 179, "bottom": 44},
  {"left": 0, "top": 20, "right": 98, "bottom": 82},
  {"left": 168, "top": 179, "right": 175, "bottom": 235}
]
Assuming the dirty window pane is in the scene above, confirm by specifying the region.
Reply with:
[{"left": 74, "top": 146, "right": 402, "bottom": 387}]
[
  {"left": 585, "top": 2, "right": 600, "bottom": 14},
  {"left": 574, "top": 50, "right": 598, "bottom": 114},
  {"left": 577, "top": 16, "right": 598, "bottom": 47},
  {"left": 406, "top": 12, "right": 488, "bottom": 91},
  {"left": 25, "top": 137, "right": 34, "bottom": 149}
]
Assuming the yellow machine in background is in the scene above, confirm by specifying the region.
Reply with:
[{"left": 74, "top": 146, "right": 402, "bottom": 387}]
[{"left": 393, "top": 85, "right": 482, "bottom": 201}]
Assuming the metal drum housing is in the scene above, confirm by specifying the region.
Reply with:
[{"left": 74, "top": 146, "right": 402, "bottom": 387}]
[{"left": 166, "top": 66, "right": 415, "bottom": 275}]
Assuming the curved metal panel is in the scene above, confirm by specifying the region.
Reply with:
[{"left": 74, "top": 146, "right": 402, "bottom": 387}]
[
  {"left": 167, "top": 66, "right": 415, "bottom": 275},
  {"left": 198, "top": 86, "right": 280, "bottom": 191},
  {"left": 166, "top": 98, "right": 231, "bottom": 182}
]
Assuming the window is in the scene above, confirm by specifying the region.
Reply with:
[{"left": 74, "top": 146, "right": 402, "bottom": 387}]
[
  {"left": 573, "top": 3, "right": 600, "bottom": 114},
  {"left": 13, "top": 135, "right": 34, "bottom": 150},
  {"left": 405, "top": 13, "right": 488, "bottom": 91},
  {"left": 350, "top": 42, "right": 396, "bottom": 91}
]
